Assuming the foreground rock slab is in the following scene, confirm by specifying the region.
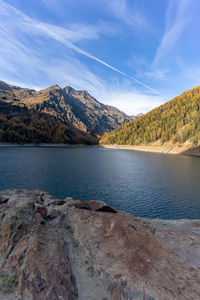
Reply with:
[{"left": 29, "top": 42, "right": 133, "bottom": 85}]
[{"left": 0, "top": 190, "right": 200, "bottom": 299}]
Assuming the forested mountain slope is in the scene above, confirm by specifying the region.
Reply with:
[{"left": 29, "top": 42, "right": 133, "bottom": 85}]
[
  {"left": 100, "top": 86, "right": 200, "bottom": 147},
  {"left": 0, "top": 81, "right": 130, "bottom": 144}
]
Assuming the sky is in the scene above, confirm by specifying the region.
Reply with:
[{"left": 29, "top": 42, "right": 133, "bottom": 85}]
[{"left": 0, "top": 0, "right": 200, "bottom": 115}]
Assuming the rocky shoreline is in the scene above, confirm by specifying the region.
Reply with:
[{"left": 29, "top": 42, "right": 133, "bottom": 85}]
[{"left": 0, "top": 189, "right": 200, "bottom": 299}]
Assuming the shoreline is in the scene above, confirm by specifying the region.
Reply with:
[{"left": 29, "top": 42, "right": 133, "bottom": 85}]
[
  {"left": 0, "top": 143, "right": 95, "bottom": 148},
  {"left": 100, "top": 144, "right": 200, "bottom": 156},
  {"left": 1, "top": 142, "right": 200, "bottom": 157}
]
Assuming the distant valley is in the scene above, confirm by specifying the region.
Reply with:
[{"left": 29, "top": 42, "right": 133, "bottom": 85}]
[
  {"left": 0, "top": 81, "right": 131, "bottom": 144},
  {"left": 3, "top": 79, "right": 200, "bottom": 154}
]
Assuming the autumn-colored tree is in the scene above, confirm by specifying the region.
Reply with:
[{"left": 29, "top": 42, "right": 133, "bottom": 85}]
[{"left": 100, "top": 86, "right": 200, "bottom": 146}]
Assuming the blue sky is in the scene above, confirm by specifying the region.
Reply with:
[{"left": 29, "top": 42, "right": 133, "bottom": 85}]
[{"left": 0, "top": 0, "right": 200, "bottom": 114}]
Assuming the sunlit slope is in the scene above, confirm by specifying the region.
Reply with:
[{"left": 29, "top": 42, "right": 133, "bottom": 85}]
[
  {"left": 100, "top": 86, "right": 200, "bottom": 146},
  {"left": 0, "top": 81, "right": 130, "bottom": 144}
]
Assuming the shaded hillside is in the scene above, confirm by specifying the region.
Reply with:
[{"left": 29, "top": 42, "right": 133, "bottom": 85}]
[
  {"left": 0, "top": 81, "right": 130, "bottom": 144},
  {"left": 100, "top": 86, "right": 200, "bottom": 146},
  {"left": 0, "top": 101, "right": 96, "bottom": 144},
  {"left": 64, "top": 86, "right": 130, "bottom": 136}
]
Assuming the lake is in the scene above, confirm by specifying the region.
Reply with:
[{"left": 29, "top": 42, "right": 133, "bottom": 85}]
[{"left": 0, "top": 146, "right": 200, "bottom": 219}]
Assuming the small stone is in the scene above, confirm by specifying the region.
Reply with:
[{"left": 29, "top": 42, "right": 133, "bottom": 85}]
[{"left": 35, "top": 204, "right": 47, "bottom": 219}]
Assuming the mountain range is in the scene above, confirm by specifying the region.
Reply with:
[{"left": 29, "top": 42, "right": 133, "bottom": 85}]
[
  {"left": 2, "top": 79, "right": 199, "bottom": 150},
  {"left": 0, "top": 81, "right": 131, "bottom": 144}
]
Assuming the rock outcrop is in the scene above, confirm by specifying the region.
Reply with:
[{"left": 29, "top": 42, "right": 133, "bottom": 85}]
[{"left": 0, "top": 189, "right": 200, "bottom": 299}]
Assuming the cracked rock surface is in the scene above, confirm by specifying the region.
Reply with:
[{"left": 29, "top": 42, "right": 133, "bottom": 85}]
[{"left": 0, "top": 189, "right": 200, "bottom": 299}]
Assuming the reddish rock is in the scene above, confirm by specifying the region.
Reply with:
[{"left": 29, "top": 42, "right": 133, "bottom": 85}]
[
  {"left": 35, "top": 204, "right": 47, "bottom": 219},
  {"left": 68, "top": 207, "right": 200, "bottom": 300},
  {"left": 84, "top": 200, "right": 106, "bottom": 211},
  {"left": 0, "top": 189, "right": 200, "bottom": 300},
  {"left": 0, "top": 190, "right": 77, "bottom": 300}
]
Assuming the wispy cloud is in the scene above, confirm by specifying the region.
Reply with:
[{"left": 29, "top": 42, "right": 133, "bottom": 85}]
[
  {"left": 153, "top": 0, "right": 191, "bottom": 65},
  {"left": 42, "top": 0, "right": 146, "bottom": 30},
  {"left": 0, "top": 2, "right": 111, "bottom": 99},
  {"left": 176, "top": 58, "right": 200, "bottom": 90},
  {"left": 143, "top": 68, "right": 169, "bottom": 81},
  {"left": 0, "top": 0, "right": 160, "bottom": 95},
  {"left": 101, "top": 90, "right": 164, "bottom": 115},
  {"left": 125, "top": 53, "right": 169, "bottom": 83},
  {"left": 102, "top": 0, "right": 146, "bottom": 29},
  {"left": 0, "top": 23, "right": 105, "bottom": 94},
  {"left": 0, "top": 0, "right": 108, "bottom": 43},
  {"left": 0, "top": 0, "right": 165, "bottom": 116}
]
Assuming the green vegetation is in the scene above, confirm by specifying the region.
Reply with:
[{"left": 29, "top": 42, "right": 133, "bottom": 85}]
[
  {"left": 87, "top": 266, "right": 94, "bottom": 277},
  {"left": 66, "top": 225, "right": 74, "bottom": 234},
  {"left": 0, "top": 81, "right": 130, "bottom": 144},
  {"left": 0, "top": 273, "right": 18, "bottom": 293},
  {"left": 0, "top": 102, "right": 96, "bottom": 144},
  {"left": 72, "top": 240, "right": 79, "bottom": 248},
  {"left": 100, "top": 86, "right": 200, "bottom": 146},
  {"left": 66, "top": 224, "right": 79, "bottom": 247}
]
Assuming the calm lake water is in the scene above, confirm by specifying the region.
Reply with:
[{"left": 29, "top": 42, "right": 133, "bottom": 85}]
[{"left": 0, "top": 146, "right": 200, "bottom": 219}]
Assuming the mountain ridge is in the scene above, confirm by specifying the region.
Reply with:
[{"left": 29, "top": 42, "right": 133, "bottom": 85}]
[{"left": 0, "top": 80, "right": 131, "bottom": 144}]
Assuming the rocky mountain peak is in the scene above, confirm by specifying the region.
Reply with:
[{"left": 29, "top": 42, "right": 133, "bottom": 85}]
[
  {"left": 42, "top": 84, "right": 62, "bottom": 93},
  {"left": 65, "top": 87, "right": 92, "bottom": 99},
  {"left": 80, "top": 90, "right": 90, "bottom": 97},
  {"left": 0, "top": 80, "right": 131, "bottom": 144},
  {"left": 64, "top": 86, "right": 76, "bottom": 95}
]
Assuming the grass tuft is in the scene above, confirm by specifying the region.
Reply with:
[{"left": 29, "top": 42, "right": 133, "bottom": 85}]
[{"left": 0, "top": 273, "right": 18, "bottom": 293}]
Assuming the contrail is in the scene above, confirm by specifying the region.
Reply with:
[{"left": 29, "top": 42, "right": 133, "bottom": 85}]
[
  {"left": 63, "top": 40, "right": 161, "bottom": 95},
  {"left": 39, "top": 24, "right": 161, "bottom": 95},
  {"left": 0, "top": 25, "right": 28, "bottom": 52},
  {"left": 0, "top": 0, "right": 161, "bottom": 95}
]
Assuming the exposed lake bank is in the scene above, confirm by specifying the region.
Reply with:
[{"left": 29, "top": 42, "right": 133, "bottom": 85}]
[
  {"left": 100, "top": 142, "right": 200, "bottom": 156},
  {"left": 1, "top": 142, "right": 200, "bottom": 157}
]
